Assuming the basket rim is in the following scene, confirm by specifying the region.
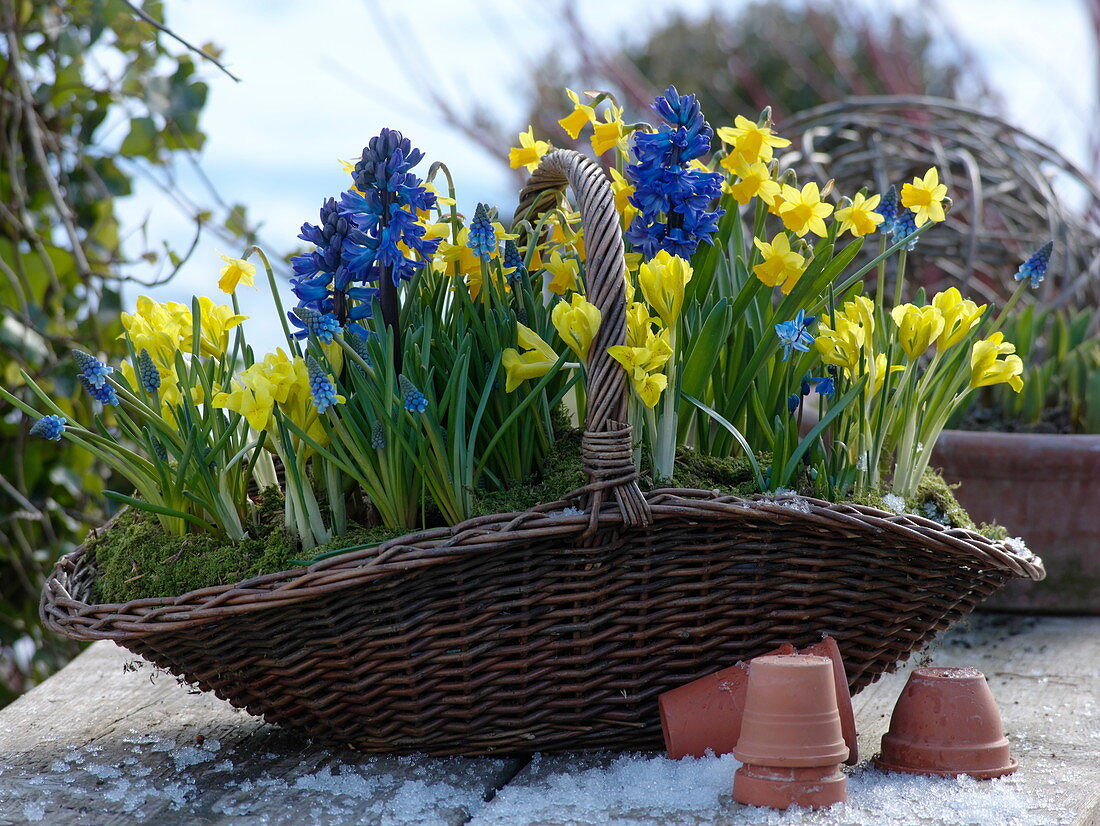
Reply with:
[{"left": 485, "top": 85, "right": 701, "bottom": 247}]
[{"left": 40, "top": 489, "right": 1045, "bottom": 642}]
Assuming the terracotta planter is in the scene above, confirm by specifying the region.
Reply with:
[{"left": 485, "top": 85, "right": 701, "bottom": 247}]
[
  {"left": 658, "top": 636, "right": 856, "bottom": 762},
  {"left": 733, "top": 655, "right": 849, "bottom": 767},
  {"left": 658, "top": 643, "right": 795, "bottom": 760},
  {"left": 873, "top": 666, "right": 1018, "bottom": 779},
  {"left": 733, "top": 654, "right": 849, "bottom": 809},
  {"left": 933, "top": 429, "right": 1100, "bottom": 614}
]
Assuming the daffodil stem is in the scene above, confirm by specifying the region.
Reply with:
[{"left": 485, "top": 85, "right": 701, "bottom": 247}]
[{"left": 245, "top": 245, "right": 298, "bottom": 356}]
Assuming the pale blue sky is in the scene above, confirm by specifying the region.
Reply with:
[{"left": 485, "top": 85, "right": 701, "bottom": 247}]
[{"left": 117, "top": 0, "right": 1096, "bottom": 355}]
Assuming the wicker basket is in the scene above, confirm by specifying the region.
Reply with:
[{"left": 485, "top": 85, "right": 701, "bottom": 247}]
[{"left": 41, "top": 150, "right": 1044, "bottom": 756}]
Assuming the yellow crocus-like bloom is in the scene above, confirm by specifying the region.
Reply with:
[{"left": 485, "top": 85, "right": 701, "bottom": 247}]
[
  {"left": 970, "top": 332, "right": 1024, "bottom": 392},
  {"left": 502, "top": 324, "right": 560, "bottom": 392},
  {"left": 752, "top": 233, "right": 805, "bottom": 294},
  {"left": 722, "top": 160, "right": 781, "bottom": 206},
  {"left": 543, "top": 250, "right": 579, "bottom": 295},
  {"left": 213, "top": 377, "right": 276, "bottom": 432},
  {"left": 196, "top": 296, "right": 248, "bottom": 357},
  {"left": 633, "top": 371, "right": 668, "bottom": 408},
  {"left": 217, "top": 253, "right": 256, "bottom": 294},
  {"left": 931, "top": 288, "right": 986, "bottom": 351},
  {"left": 608, "top": 326, "right": 672, "bottom": 408},
  {"left": 816, "top": 314, "right": 866, "bottom": 374},
  {"left": 716, "top": 115, "right": 791, "bottom": 166},
  {"left": 777, "top": 182, "right": 834, "bottom": 237},
  {"left": 608, "top": 168, "right": 638, "bottom": 222},
  {"left": 508, "top": 126, "right": 551, "bottom": 173},
  {"left": 625, "top": 301, "right": 659, "bottom": 347},
  {"left": 121, "top": 295, "right": 193, "bottom": 362},
  {"left": 552, "top": 293, "right": 602, "bottom": 361},
  {"left": 890, "top": 303, "right": 945, "bottom": 360},
  {"left": 900, "top": 167, "right": 948, "bottom": 227},
  {"left": 834, "top": 193, "right": 884, "bottom": 238},
  {"left": 845, "top": 295, "right": 876, "bottom": 335},
  {"left": 437, "top": 227, "right": 481, "bottom": 277},
  {"left": 868, "top": 352, "right": 906, "bottom": 397},
  {"left": 559, "top": 88, "right": 597, "bottom": 139},
  {"left": 638, "top": 250, "right": 693, "bottom": 327}
]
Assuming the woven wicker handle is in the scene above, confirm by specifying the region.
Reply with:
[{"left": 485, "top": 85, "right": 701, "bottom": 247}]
[{"left": 513, "top": 149, "right": 651, "bottom": 532}]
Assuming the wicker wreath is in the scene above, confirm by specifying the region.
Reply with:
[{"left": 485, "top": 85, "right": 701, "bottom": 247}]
[
  {"left": 40, "top": 149, "right": 1044, "bottom": 755},
  {"left": 781, "top": 95, "right": 1100, "bottom": 309}
]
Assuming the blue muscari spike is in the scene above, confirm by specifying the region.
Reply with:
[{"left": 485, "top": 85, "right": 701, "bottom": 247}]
[
  {"left": 399, "top": 375, "right": 428, "bottom": 413},
  {"left": 79, "top": 374, "right": 118, "bottom": 406},
  {"left": 150, "top": 434, "right": 168, "bottom": 461},
  {"left": 344, "top": 330, "right": 373, "bottom": 373},
  {"left": 371, "top": 421, "right": 386, "bottom": 449},
  {"left": 467, "top": 203, "right": 497, "bottom": 261},
  {"left": 1015, "top": 240, "right": 1053, "bottom": 289},
  {"left": 137, "top": 349, "right": 160, "bottom": 393},
  {"left": 625, "top": 85, "right": 724, "bottom": 258},
  {"left": 290, "top": 306, "right": 341, "bottom": 343},
  {"left": 502, "top": 239, "right": 525, "bottom": 276},
  {"left": 29, "top": 414, "right": 66, "bottom": 441},
  {"left": 891, "top": 206, "right": 919, "bottom": 251},
  {"left": 305, "top": 355, "right": 341, "bottom": 413},
  {"left": 876, "top": 185, "right": 899, "bottom": 230},
  {"left": 72, "top": 349, "right": 113, "bottom": 388}
]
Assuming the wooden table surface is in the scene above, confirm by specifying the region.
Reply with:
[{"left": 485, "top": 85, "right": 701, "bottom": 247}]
[{"left": 0, "top": 613, "right": 1096, "bottom": 825}]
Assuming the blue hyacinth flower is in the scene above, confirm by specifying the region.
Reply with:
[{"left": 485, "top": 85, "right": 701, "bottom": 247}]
[
  {"left": 1015, "top": 241, "right": 1053, "bottom": 289},
  {"left": 29, "top": 414, "right": 66, "bottom": 441}
]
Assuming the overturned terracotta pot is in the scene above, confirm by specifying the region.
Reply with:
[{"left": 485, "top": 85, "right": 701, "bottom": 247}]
[
  {"left": 659, "top": 643, "right": 795, "bottom": 760},
  {"left": 874, "top": 666, "right": 1018, "bottom": 779},
  {"left": 733, "top": 654, "right": 849, "bottom": 809},
  {"left": 801, "top": 636, "right": 858, "bottom": 765}
]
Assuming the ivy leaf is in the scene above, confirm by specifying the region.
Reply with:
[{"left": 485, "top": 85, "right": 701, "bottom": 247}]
[{"left": 119, "top": 116, "right": 157, "bottom": 158}]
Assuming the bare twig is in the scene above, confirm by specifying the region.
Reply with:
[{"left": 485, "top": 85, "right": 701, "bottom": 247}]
[{"left": 118, "top": 0, "right": 241, "bottom": 83}]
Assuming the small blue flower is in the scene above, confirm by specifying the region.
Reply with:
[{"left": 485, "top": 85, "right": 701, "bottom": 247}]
[
  {"left": 136, "top": 349, "right": 160, "bottom": 394},
  {"left": 305, "top": 355, "right": 341, "bottom": 413},
  {"left": 79, "top": 374, "right": 119, "bottom": 406},
  {"left": 775, "top": 309, "right": 817, "bottom": 361},
  {"left": 399, "top": 375, "right": 428, "bottom": 414},
  {"left": 787, "top": 393, "right": 801, "bottom": 414},
  {"left": 371, "top": 421, "right": 386, "bottom": 449},
  {"left": 72, "top": 349, "right": 113, "bottom": 389},
  {"left": 890, "top": 204, "right": 919, "bottom": 251},
  {"left": 467, "top": 203, "right": 497, "bottom": 261},
  {"left": 810, "top": 376, "right": 835, "bottom": 398},
  {"left": 344, "top": 330, "right": 374, "bottom": 373},
  {"left": 875, "top": 185, "right": 899, "bottom": 229},
  {"left": 1015, "top": 240, "right": 1053, "bottom": 289},
  {"left": 502, "top": 239, "right": 526, "bottom": 278},
  {"left": 29, "top": 414, "right": 66, "bottom": 440},
  {"left": 291, "top": 307, "right": 341, "bottom": 343}
]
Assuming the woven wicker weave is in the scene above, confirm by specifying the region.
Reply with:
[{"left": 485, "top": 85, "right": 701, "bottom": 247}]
[{"left": 41, "top": 149, "right": 1044, "bottom": 755}]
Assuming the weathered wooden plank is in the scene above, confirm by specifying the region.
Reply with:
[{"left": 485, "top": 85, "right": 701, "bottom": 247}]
[
  {"left": 0, "top": 642, "right": 519, "bottom": 825},
  {"left": 467, "top": 615, "right": 1100, "bottom": 826}
]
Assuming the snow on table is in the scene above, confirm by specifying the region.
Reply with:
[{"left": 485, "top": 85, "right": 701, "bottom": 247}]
[{"left": 0, "top": 615, "right": 1096, "bottom": 825}]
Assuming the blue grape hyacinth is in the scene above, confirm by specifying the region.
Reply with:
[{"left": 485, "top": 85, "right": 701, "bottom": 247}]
[
  {"left": 467, "top": 203, "right": 497, "bottom": 261},
  {"left": 290, "top": 306, "right": 341, "bottom": 344},
  {"left": 29, "top": 414, "right": 66, "bottom": 441},
  {"left": 305, "top": 355, "right": 342, "bottom": 413},
  {"left": 136, "top": 349, "right": 160, "bottom": 394},
  {"left": 399, "top": 375, "right": 428, "bottom": 413},
  {"left": 1015, "top": 240, "right": 1053, "bottom": 289},
  {"left": 624, "top": 86, "right": 724, "bottom": 259}
]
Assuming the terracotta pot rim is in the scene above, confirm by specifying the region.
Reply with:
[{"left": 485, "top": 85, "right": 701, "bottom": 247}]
[{"left": 872, "top": 754, "right": 1019, "bottom": 780}]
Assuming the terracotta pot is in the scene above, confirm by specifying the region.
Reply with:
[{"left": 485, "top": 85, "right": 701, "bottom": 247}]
[
  {"left": 933, "top": 429, "right": 1100, "bottom": 614},
  {"left": 800, "top": 636, "right": 858, "bottom": 765},
  {"left": 733, "top": 763, "right": 847, "bottom": 810},
  {"left": 733, "top": 654, "right": 849, "bottom": 767},
  {"left": 873, "top": 666, "right": 1018, "bottom": 779},
  {"left": 658, "top": 643, "right": 795, "bottom": 759}
]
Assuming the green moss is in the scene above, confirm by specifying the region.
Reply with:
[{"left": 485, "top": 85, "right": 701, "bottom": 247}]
[
  {"left": 90, "top": 487, "right": 297, "bottom": 603},
  {"left": 472, "top": 430, "right": 587, "bottom": 516},
  {"left": 664, "top": 448, "right": 762, "bottom": 497}
]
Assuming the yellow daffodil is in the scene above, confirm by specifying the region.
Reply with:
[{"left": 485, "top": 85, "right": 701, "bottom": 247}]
[
  {"left": 970, "top": 332, "right": 1024, "bottom": 392},
  {"left": 502, "top": 324, "right": 561, "bottom": 392},
  {"left": 722, "top": 160, "right": 781, "bottom": 206},
  {"left": 437, "top": 227, "right": 481, "bottom": 276},
  {"left": 868, "top": 353, "right": 906, "bottom": 397},
  {"left": 591, "top": 113, "right": 626, "bottom": 156},
  {"left": 834, "top": 193, "right": 884, "bottom": 238},
  {"left": 543, "top": 250, "right": 579, "bottom": 295},
  {"left": 213, "top": 377, "right": 276, "bottom": 432},
  {"left": 120, "top": 295, "right": 193, "bottom": 362},
  {"left": 777, "top": 182, "right": 834, "bottom": 237},
  {"left": 716, "top": 115, "right": 791, "bottom": 166},
  {"left": 559, "top": 88, "right": 597, "bottom": 139},
  {"left": 816, "top": 314, "right": 867, "bottom": 374},
  {"left": 638, "top": 250, "right": 693, "bottom": 327},
  {"left": 508, "top": 126, "right": 551, "bottom": 173},
  {"left": 890, "top": 303, "right": 945, "bottom": 360},
  {"left": 932, "top": 288, "right": 986, "bottom": 351},
  {"left": 900, "top": 167, "right": 948, "bottom": 227},
  {"left": 626, "top": 301, "right": 660, "bottom": 347},
  {"left": 608, "top": 167, "right": 639, "bottom": 223},
  {"left": 217, "top": 253, "right": 256, "bottom": 294},
  {"left": 196, "top": 296, "right": 247, "bottom": 357},
  {"left": 552, "top": 293, "right": 602, "bottom": 361},
  {"left": 752, "top": 233, "right": 805, "bottom": 294}
]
